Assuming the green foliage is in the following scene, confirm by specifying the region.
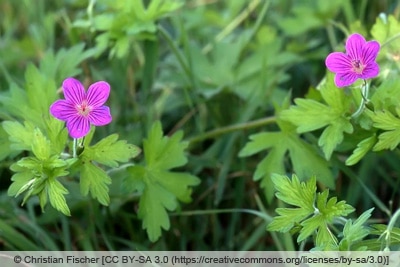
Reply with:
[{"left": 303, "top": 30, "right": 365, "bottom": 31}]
[
  {"left": 79, "top": 131, "right": 141, "bottom": 205},
  {"left": 1, "top": 0, "right": 400, "bottom": 251},
  {"left": 73, "top": 0, "right": 183, "bottom": 58},
  {"left": 83, "top": 134, "right": 141, "bottom": 168},
  {"left": 339, "top": 208, "right": 373, "bottom": 251},
  {"left": 239, "top": 114, "right": 334, "bottom": 203},
  {"left": 7, "top": 128, "right": 72, "bottom": 215},
  {"left": 276, "top": 0, "right": 345, "bottom": 36},
  {"left": 280, "top": 73, "right": 353, "bottom": 159},
  {"left": 369, "top": 109, "right": 400, "bottom": 151},
  {"left": 345, "top": 135, "right": 377, "bottom": 166},
  {"left": 124, "top": 121, "right": 200, "bottom": 242},
  {"left": 2, "top": 121, "right": 36, "bottom": 152},
  {"left": 267, "top": 175, "right": 354, "bottom": 250}
]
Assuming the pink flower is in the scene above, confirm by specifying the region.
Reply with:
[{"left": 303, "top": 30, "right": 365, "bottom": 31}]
[
  {"left": 325, "top": 33, "right": 380, "bottom": 87},
  {"left": 50, "top": 77, "right": 112, "bottom": 138}
]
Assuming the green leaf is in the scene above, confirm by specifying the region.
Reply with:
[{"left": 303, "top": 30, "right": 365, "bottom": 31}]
[
  {"left": 298, "top": 215, "right": 325, "bottom": 243},
  {"left": 8, "top": 151, "right": 72, "bottom": 215},
  {"left": 0, "top": 83, "right": 41, "bottom": 125},
  {"left": 39, "top": 43, "right": 97, "bottom": 83},
  {"left": 318, "top": 119, "right": 353, "bottom": 159},
  {"left": 267, "top": 174, "right": 315, "bottom": 232},
  {"left": 137, "top": 172, "right": 177, "bottom": 242},
  {"left": 268, "top": 174, "right": 355, "bottom": 250},
  {"left": 45, "top": 117, "right": 68, "bottom": 155},
  {"left": 371, "top": 15, "right": 400, "bottom": 61},
  {"left": 370, "top": 110, "right": 400, "bottom": 151},
  {"left": 47, "top": 177, "right": 71, "bottom": 216},
  {"left": 239, "top": 132, "right": 286, "bottom": 202},
  {"left": 238, "top": 132, "right": 281, "bottom": 157},
  {"left": 31, "top": 128, "right": 51, "bottom": 161},
  {"left": 315, "top": 190, "right": 355, "bottom": 222},
  {"left": 0, "top": 126, "right": 13, "bottom": 160},
  {"left": 7, "top": 172, "right": 35, "bottom": 197},
  {"left": 298, "top": 190, "right": 354, "bottom": 247},
  {"left": 280, "top": 98, "right": 333, "bottom": 132},
  {"left": 346, "top": 135, "right": 377, "bottom": 166},
  {"left": 77, "top": 132, "right": 141, "bottom": 205},
  {"left": 339, "top": 208, "right": 373, "bottom": 251},
  {"left": 240, "top": 122, "right": 335, "bottom": 202},
  {"left": 2, "top": 121, "right": 35, "bottom": 151},
  {"left": 287, "top": 134, "right": 335, "bottom": 188},
  {"left": 280, "top": 72, "right": 353, "bottom": 159},
  {"left": 80, "top": 158, "right": 111, "bottom": 206},
  {"left": 25, "top": 64, "right": 56, "bottom": 122},
  {"left": 84, "top": 134, "right": 141, "bottom": 168},
  {"left": 145, "top": 122, "right": 188, "bottom": 169},
  {"left": 124, "top": 121, "right": 200, "bottom": 242}
]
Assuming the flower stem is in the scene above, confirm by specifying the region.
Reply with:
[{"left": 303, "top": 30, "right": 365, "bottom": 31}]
[
  {"left": 73, "top": 138, "right": 77, "bottom": 158},
  {"left": 351, "top": 80, "right": 369, "bottom": 118}
]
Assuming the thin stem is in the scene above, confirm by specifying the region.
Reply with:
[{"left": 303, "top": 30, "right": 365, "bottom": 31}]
[
  {"left": 187, "top": 116, "right": 276, "bottom": 145},
  {"left": 326, "top": 23, "right": 338, "bottom": 50},
  {"left": 336, "top": 158, "right": 391, "bottom": 217},
  {"left": 171, "top": 208, "right": 273, "bottom": 223},
  {"left": 202, "top": 0, "right": 262, "bottom": 54},
  {"left": 351, "top": 80, "right": 369, "bottom": 119},
  {"left": 381, "top": 32, "right": 400, "bottom": 48},
  {"left": 73, "top": 138, "right": 77, "bottom": 158},
  {"left": 382, "top": 208, "right": 400, "bottom": 250}
]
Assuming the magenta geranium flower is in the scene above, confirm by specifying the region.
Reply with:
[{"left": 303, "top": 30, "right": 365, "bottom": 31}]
[
  {"left": 325, "top": 33, "right": 380, "bottom": 87},
  {"left": 50, "top": 77, "right": 112, "bottom": 138}
]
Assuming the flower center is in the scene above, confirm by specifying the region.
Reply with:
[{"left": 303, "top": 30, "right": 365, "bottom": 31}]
[
  {"left": 351, "top": 59, "right": 365, "bottom": 74},
  {"left": 76, "top": 100, "right": 92, "bottom": 117}
]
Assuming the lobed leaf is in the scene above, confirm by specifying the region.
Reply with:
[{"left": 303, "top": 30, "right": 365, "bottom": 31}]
[
  {"left": 370, "top": 110, "right": 400, "bottom": 151},
  {"left": 124, "top": 121, "right": 200, "bottom": 242},
  {"left": 31, "top": 128, "right": 51, "bottom": 161},
  {"left": 2, "top": 121, "right": 35, "bottom": 151},
  {"left": 339, "top": 208, "right": 373, "bottom": 250},
  {"left": 47, "top": 178, "right": 71, "bottom": 216},
  {"left": 85, "top": 133, "right": 141, "bottom": 168},
  {"left": 346, "top": 135, "right": 377, "bottom": 166},
  {"left": 80, "top": 158, "right": 112, "bottom": 206}
]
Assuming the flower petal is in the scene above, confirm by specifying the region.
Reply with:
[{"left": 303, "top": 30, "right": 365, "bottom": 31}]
[
  {"left": 62, "top": 78, "right": 86, "bottom": 106},
  {"left": 88, "top": 106, "right": 112, "bottom": 126},
  {"left": 86, "top": 81, "right": 110, "bottom": 107},
  {"left": 361, "top": 62, "right": 379, "bottom": 79},
  {"left": 345, "top": 33, "right": 365, "bottom": 60},
  {"left": 325, "top": 52, "right": 353, "bottom": 73},
  {"left": 362, "top": 40, "right": 380, "bottom": 64},
  {"left": 334, "top": 72, "right": 358, "bottom": 88},
  {"left": 66, "top": 115, "right": 90, "bottom": 138},
  {"left": 49, "top": 99, "right": 77, "bottom": 121}
]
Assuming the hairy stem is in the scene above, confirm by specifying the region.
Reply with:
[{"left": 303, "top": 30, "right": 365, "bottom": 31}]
[{"left": 187, "top": 116, "right": 276, "bottom": 145}]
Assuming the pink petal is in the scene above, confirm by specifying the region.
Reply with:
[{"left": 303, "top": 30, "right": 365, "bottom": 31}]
[
  {"left": 345, "top": 33, "right": 366, "bottom": 60},
  {"left": 49, "top": 100, "right": 77, "bottom": 121},
  {"left": 66, "top": 115, "right": 91, "bottom": 138},
  {"left": 361, "top": 62, "right": 379, "bottom": 79},
  {"left": 334, "top": 72, "right": 358, "bottom": 88},
  {"left": 62, "top": 78, "right": 86, "bottom": 106},
  {"left": 325, "top": 52, "right": 352, "bottom": 73},
  {"left": 362, "top": 40, "right": 380, "bottom": 64},
  {"left": 86, "top": 81, "right": 110, "bottom": 107},
  {"left": 88, "top": 106, "right": 112, "bottom": 126}
]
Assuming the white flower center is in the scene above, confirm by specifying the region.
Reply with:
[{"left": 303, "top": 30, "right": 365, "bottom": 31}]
[
  {"left": 76, "top": 100, "right": 92, "bottom": 117},
  {"left": 352, "top": 59, "right": 365, "bottom": 74}
]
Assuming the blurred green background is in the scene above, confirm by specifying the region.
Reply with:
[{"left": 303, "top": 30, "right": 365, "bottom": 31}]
[{"left": 1, "top": 0, "right": 400, "bottom": 250}]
